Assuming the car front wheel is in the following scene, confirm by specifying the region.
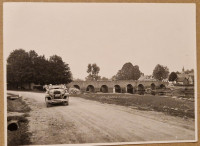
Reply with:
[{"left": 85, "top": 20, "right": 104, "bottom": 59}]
[
  {"left": 63, "top": 101, "right": 69, "bottom": 106},
  {"left": 46, "top": 102, "right": 51, "bottom": 107},
  {"left": 45, "top": 98, "right": 51, "bottom": 107}
]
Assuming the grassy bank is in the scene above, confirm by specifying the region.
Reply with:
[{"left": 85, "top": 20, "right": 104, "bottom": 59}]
[
  {"left": 73, "top": 93, "right": 194, "bottom": 118},
  {"left": 7, "top": 93, "right": 32, "bottom": 146}
]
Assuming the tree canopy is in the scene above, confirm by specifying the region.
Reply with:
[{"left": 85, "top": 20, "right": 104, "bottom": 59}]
[
  {"left": 152, "top": 64, "right": 169, "bottom": 81},
  {"left": 168, "top": 72, "right": 178, "bottom": 81},
  {"left": 7, "top": 49, "right": 72, "bottom": 88},
  {"left": 115, "top": 62, "right": 141, "bottom": 80},
  {"left": 101, "top": 77, "right": 109, "bottom": 81},
  {"left": 184, "top": 69, "right": 194, "bottom": 74},
  {"left": 86, "top": 63, "right": 100, "bottom": 81}
]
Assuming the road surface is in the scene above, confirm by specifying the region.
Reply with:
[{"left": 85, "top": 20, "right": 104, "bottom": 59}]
[{"left": 8, "top": 91, "right": 195, "bottom": 145}]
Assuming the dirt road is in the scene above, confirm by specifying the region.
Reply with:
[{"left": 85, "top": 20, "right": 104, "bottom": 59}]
[{"left": 8, "top": 91, "right": 195, "bottom": 145}]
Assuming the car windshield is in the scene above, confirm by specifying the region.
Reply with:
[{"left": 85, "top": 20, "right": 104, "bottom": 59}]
[{"left": 49, "top": 85, "right": 65, "bottom": 89}]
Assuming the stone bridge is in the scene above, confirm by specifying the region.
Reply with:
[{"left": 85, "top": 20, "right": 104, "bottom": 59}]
[{"left": 67, "top": 80, "right": 168, "bottom": 94}]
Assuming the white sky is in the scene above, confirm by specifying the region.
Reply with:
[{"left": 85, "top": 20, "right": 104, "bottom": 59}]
[{"left": 3, "top": 3, "right": 196, "bottom": 80}]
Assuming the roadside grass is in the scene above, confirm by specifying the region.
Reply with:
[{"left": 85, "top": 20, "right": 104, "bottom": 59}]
[
  {"left": 7, "top": 93, "right": 31, "bottom": 113},
  {"left": 7, "top": 93, "right": 32, "bottom": 146},
  {"left": 72, "top": 93, "right": 194, "bottom": 118}
]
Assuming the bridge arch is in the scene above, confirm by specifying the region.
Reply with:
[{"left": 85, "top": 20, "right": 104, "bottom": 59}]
[
  {"left": 151, "top": 83, "right": 156, "bottom": 90},
  {"left": 114, "top": 85, "right": 121, "bottom": 93},
  {"left": 86, "top": 85, "right": 95, "bottom": 93},
  {"left": 100, "top": 85, "right": 108, "bottom": 93},
  {"left": 74, "top": 85, "right": 80, "bottom": 90},
  {"left": 160, "top": 84, "right": 166, "bottom": 89},
  {"left": 138, "top": 84, "right": 145, "bottom": 95},
  {"left": 127, "top": 84, "right": 134, "bottom": 94}
]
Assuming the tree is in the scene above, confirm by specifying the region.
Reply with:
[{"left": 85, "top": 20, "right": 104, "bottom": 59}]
[
  {"left": 48, "top": 55, "right": 72, "bottom": 84},
  {"left": 185, "top": 69, "right": 194, "bottom": 74},
  {"left": 153, "top": 64, "right": 169, "bottom": 81},
  {"left": 87, "top": 64, "right": 92, "bottom": 74},
  {"left": 7, "top": 49, "right": 73, "bottom": 89},
  {"left": 27, "top": 50, "right": 39, "bottom": 84},
  {"left": 33, "top": 55, "right": 50, "bottom": 84},
  {"left": 115, "top": 62, "right": 141, "bottom": 80},
  {"left": 111, "top": 75, "right": 116, "bottom": 81},
  {"left": 7, "top": 49, "right": 30, "bottom": 88},
  {"left": 101, "top": 77, "right": 109, "bottom": 81},
  {"left": 86, "top": 63, "right": 100, "bottom": 81},
  {"left": 168, "top": 72, "right": 178, "bottom": 81},
  {"left": 91, "top": 63, "right": 100, "bottom": 80}
]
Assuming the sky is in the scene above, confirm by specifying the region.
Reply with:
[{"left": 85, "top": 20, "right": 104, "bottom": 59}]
[{"left": 3, "top": 3, "right": 196, "bottom": 80}]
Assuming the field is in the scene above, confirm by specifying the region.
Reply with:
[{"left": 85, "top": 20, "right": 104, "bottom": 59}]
[{"left": 73, "top": 92, "right": 195, "bottom": 118}]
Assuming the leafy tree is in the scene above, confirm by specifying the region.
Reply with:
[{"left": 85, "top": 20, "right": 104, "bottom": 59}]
[
  {"left": 85, "top": 74, "right": 101, "bottom": 81},
  {"left": 86, "top": 63, "right": 100, "bottom": 81},
  {"left": 101, "top": 77, "right": 109, "bottom": 81},
  {"left": 140, "top": 72, "right": 144, "bottom": 76},
  {"left": 48, "top": 55, "right": 72, "bottom": 84},
  {"left": 168, "top": 72, "right": 178, "bottom": 81},
  {"left": 91, "top": 63, "right": 100, "bottom": 79},
  {"left": 34, "top": 55, "right": 50, "bottom": 84},
  {"left": 85, "top": 74, "right": 93, "bottom": 81},
  {"left": 7, "top": 49, "right": 72, "bottom": 89},
  {"left": 111, "top": 75, "right": 116, "bottom": 81},
  {"left": 7, "top": 49, "right": 30, "bottom": 88},
  {"left": 153, "top": 64, "right": 169, "bottom": 81},
  {"left": 27, "top": 50, "right": 38, "bottom": 84},
  {"left": 87, "top": 64, "right": 92, "bottom": 75},
  {"left": 185, "top": 69, "right": 194, "bottom": 74},
  {"left": 115, "top": 62, "right": 141, "bottom": 80}
]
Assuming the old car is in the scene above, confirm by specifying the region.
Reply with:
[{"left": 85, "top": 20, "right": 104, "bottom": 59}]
[{"left": 45, "top": 85, "right": 69, "bottom": 107}]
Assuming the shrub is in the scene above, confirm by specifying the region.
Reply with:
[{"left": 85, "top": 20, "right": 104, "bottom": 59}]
[{"left": 69, "top": 88, "right": 81, "bottom": 95}]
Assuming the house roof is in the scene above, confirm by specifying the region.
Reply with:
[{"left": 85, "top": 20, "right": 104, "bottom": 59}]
[
  {"left": 176, "top": 76, "right": 188, "bottom": 82},
  {"left": 176, "top": 73, "right": 194, "bottom": 82}
]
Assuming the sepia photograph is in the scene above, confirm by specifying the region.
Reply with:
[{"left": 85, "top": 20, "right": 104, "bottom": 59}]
[{"left": 3, "top": 2, "right": 197, "bottom": 146}]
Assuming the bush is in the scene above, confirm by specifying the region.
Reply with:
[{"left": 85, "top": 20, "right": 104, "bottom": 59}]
[{"left": 69, "top": 88, "right": 81, "bottom": 95}]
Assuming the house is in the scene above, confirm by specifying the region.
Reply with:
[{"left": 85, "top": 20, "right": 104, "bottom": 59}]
[
  {"left": 175, "top": 68, "right": 194, "bottom": 85},
  {"left": 176, "top": 75, "right": 189, "bottom": 85}
]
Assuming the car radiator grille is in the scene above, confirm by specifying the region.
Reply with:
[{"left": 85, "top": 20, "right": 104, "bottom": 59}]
[
  {"left": 54, "top": 90, "right": 61, "bottom": 94},
  {"left": 54, "top": 94, "right": 62, "bottom": 99},
  {"left": 53, "top": 90, "right": 62, "bottom": 99}
]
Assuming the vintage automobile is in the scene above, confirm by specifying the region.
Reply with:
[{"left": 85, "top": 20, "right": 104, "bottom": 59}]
[{"left": 45, "top": 85, "right": 69, "bottom": 107}]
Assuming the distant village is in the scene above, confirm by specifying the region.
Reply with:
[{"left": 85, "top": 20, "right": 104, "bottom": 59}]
[{"left": 138, "top": 67, "right": 194, "bottom": 86}]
